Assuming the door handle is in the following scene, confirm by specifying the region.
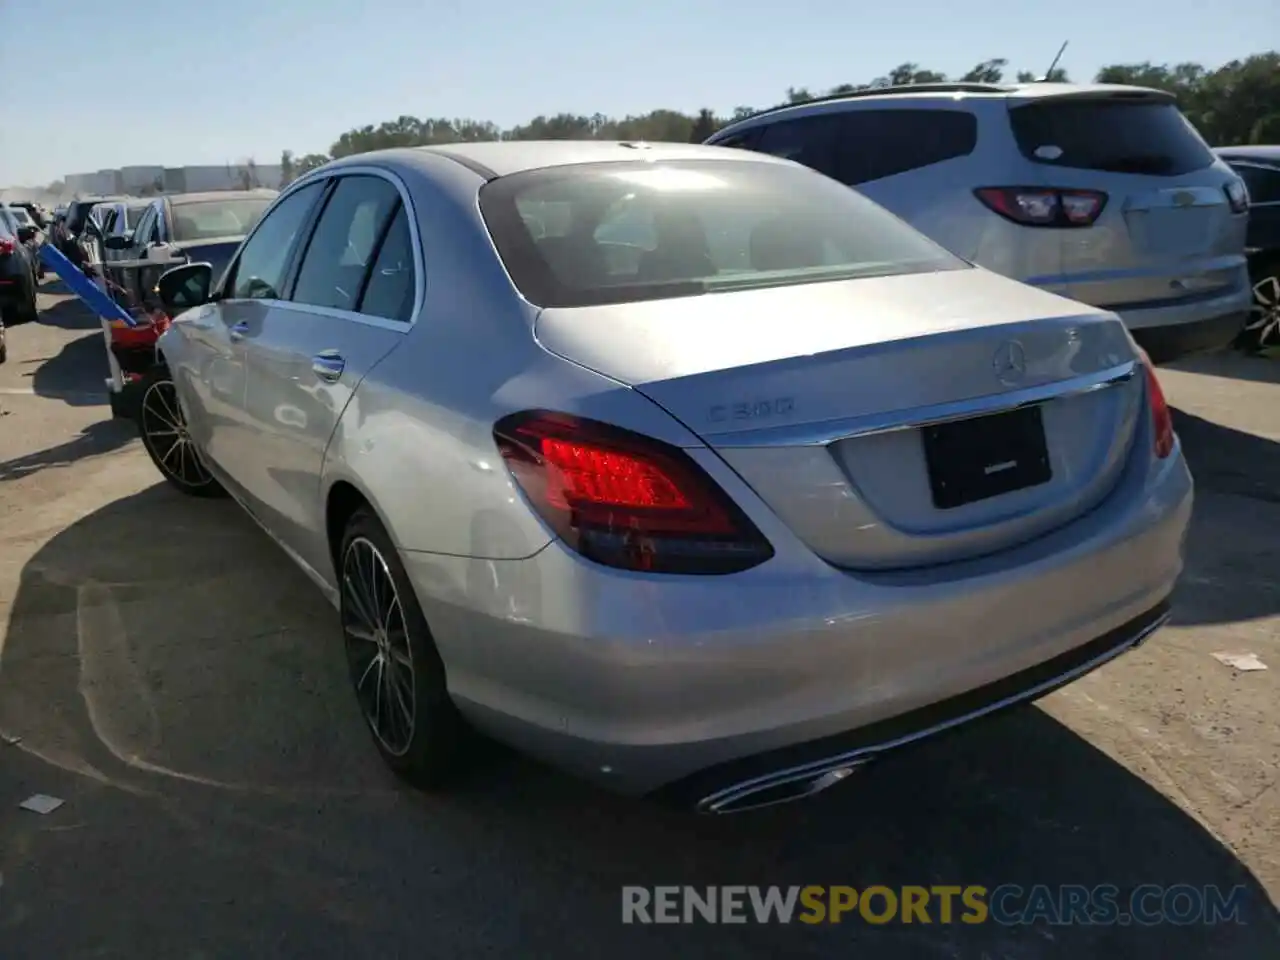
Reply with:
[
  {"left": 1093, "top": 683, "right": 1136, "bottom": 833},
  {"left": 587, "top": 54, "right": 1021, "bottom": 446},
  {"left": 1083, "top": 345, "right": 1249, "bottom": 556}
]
[
  {"left": 312, "top": 353, "right": 345, "bottom": 383},
  {"left": 228, "top": 321, "right": 249, "bottom": 342}
]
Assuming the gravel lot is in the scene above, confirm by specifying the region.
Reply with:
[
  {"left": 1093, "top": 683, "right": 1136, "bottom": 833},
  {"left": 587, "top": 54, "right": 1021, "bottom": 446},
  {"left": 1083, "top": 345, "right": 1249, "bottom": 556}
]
[{"left": 0, "top": 282, "right": 1276, "bottom": 958}]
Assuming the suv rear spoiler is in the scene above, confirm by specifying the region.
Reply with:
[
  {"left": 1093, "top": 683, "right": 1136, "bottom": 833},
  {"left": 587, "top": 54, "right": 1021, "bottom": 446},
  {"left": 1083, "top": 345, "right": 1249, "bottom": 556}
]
[{"left": 1005, "top": 85, "right": 1177, "bottom": 107}]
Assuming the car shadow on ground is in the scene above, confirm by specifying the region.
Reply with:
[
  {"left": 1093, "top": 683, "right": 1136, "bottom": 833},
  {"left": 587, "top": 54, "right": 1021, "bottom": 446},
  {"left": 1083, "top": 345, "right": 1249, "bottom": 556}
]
[
  {"left": 1169, "top": 408, "right": 1280, "bottom": 627},
  {"left": 24, "top": 331, "right": 111, "bottom": 407},
  {"left": 35, "top": 295, "right": 100, "bottom": 332},
  {"left": 0, "top": 418, "right": 135, "bottom": 483},
  {"left": 0, "top": 483, "right": 1276, "bottom": 959},
  {"left": 1166, "top": 352, "right": 1280, "bottom": 386}
]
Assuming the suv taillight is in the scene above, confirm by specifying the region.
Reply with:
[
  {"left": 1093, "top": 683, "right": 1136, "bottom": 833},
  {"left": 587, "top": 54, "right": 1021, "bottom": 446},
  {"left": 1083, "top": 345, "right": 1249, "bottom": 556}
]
[
  {"left": 494, "top": 410, "right": 774, "bottom": 575},
  {"left": 0, "top": 238, "right": 14, "bottom": 256},
  {"left": 1136, "top": 348, "right": 1174, "bottom": 459},
  {"left": 975, "top": 187, "right": 1108, "bottom": 227},
  {"left": 1224, "top": 179, "right": 1249, "bottom": 214}
]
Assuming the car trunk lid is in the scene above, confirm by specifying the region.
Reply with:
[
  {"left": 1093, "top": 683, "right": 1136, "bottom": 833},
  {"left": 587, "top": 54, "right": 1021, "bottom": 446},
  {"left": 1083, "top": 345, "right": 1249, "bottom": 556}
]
[{"left": 534, "top": 268, "right": 1143, "bottom": 570}]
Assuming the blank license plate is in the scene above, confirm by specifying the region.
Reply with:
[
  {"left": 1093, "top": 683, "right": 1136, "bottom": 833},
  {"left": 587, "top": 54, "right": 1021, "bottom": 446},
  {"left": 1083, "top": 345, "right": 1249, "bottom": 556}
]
[{"left": 922, "top": 406, "right": 1052, "bottom": 510}]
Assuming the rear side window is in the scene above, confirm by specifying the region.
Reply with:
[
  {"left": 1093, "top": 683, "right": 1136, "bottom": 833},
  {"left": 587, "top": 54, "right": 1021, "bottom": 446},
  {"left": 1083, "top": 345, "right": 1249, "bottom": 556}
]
[
  {"left": 479, "top": 159, "right": 963, "bottom": 309},
  {"left": 358, "top": 205, "right": 416, "bottom": 322},
  {"left": 1009, "top": 99, "right": 1214, "bottom": 177},
  {"left": 755, "top": 109, "right": 978, "bottom": 186}
]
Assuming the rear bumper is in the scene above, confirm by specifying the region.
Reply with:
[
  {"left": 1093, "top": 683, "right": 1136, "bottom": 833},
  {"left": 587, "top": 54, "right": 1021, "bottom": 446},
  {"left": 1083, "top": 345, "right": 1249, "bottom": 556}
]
[
  {"left": 1130, "top": 310, "right": 1248, "bottom": 364},
  {"left": 403, "top": 434, "right": 1194, "bottom": 799},
  {"left": 656, "top": 599, "right": 1170, "bottom": 812}
]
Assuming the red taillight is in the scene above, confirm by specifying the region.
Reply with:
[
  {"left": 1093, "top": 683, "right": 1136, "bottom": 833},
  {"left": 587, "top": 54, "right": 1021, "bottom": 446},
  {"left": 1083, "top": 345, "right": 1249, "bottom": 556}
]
[
  {"left": 974, "top": 187, "right": 1107, "bottom": 228},
  {"left": 1137, "top": 349, "right": 1174, "bottom": 459},
  {"left": 494, "top": 410, "right": 774, "bottom": 574},
  {"left": 0, "top": 238, "right": 14, "bottom": 256}
]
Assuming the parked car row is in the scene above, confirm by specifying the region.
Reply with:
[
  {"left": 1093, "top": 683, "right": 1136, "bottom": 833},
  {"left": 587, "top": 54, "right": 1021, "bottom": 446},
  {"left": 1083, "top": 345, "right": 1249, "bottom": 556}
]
[
  {"left": 130, "top": 105, "right": 1195, "bottom": 811},
  {"left": 1215, "top": 145, "right": 1280, "bottom": 351},
  {"left": 38, "top": 189, "right": 277, "bottom": 312},
  {"left": 0, "top": 204, "right": 42, "bottom": 345}
]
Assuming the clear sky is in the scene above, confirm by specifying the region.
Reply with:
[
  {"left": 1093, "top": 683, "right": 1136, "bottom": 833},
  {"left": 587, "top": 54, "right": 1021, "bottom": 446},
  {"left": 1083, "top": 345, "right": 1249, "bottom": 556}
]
[{"left": 1, "top": 0, "right": 1272, "bottom": 187}]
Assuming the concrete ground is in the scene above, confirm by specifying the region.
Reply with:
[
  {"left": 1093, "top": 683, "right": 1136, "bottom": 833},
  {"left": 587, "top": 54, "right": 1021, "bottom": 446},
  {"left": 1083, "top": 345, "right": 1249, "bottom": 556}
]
[{"left": 0, "top": 283, "right": 1276, "bottom": 958}]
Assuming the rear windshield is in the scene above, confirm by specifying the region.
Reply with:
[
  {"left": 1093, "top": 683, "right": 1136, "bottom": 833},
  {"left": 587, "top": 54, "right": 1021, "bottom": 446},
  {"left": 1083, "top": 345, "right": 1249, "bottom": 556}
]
[
  {"left": 479, "top": 159, "right": 963, "bottom": 308},
  {"left": 1009, "top": 98, "right": 1214, "bottom": 177},
  {"left": 8, "top": 208, "right": 32, "bottom": 226},
  {"left": 171, "top": 197, "right": 273, "bottom": 241}
]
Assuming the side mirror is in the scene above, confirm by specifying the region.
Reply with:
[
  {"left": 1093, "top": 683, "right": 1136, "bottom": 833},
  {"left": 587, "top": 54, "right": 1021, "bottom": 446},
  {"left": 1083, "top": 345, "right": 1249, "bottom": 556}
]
[
  {"left": 103, "top": 233, "right": 132, "bottom": 250},
  {"left": 16, "top": 226, "right": 36, "bottom": 244},
  {"left": 157, "top": 262, "right": 213, "bottom": 315}
]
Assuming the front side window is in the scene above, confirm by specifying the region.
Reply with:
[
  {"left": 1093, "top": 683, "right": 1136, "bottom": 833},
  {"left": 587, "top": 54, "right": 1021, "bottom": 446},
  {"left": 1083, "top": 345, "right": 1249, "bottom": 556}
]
[
  {"left": 291, "top": 175, "right": 401, "bottom": 312},
  {"left": 131, "top": 208, "right": 155, "bottom": 248},
  {"left": 227, "top": 182, "right": 324, "bottom": 300},
  {"left": 755, "top": 116, "right": 843, "bottom": 179},
  {"left": 480, "top": 159, "right": 963, "bottom": 308}
]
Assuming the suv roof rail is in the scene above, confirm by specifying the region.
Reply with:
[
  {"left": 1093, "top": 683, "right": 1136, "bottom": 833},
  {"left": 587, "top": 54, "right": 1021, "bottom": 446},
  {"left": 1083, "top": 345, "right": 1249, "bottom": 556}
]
[{"left": 728, "top": 82, "right": 1014, "bottom": 126}]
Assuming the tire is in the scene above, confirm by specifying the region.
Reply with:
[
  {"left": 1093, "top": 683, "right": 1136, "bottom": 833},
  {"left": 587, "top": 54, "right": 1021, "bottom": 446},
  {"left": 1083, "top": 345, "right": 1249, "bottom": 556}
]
[
  {"left": 339, "top": 507, "right": 467, "bottom": 787},
  {"left": 1237, "top": 260, "right": 1280, "bottom": 354},
  {"left": 136, "top": 364, "right": 227, "bottom": 498}
]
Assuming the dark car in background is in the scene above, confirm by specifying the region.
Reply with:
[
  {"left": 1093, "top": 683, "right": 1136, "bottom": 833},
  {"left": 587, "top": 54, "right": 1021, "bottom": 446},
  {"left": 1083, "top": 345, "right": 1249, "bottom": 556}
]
[
  {"left": 1216, "top": 145, "right": 1280, "bottom": 351},
  {"left": 9, "top": 201, "right": 51, "bottom": 230},
  {"left": 4, "top": 205, "right": 47, "bottom": 279},
  {"left": 105, "top": 189, "right": 277, "bottom": 308},
  {"left": 0, "top": 207, "right": 40, "bottom": 329}
]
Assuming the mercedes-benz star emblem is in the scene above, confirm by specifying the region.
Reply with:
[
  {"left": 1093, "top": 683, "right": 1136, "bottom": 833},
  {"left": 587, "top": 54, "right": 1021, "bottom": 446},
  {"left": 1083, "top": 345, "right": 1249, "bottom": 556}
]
[{"left": 992, "top": 340, "right": 1027, "bottom": 385}]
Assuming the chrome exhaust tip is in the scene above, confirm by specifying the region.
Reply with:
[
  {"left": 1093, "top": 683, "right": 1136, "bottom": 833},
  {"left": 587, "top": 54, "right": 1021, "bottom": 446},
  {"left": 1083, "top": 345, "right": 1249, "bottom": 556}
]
[{"left": 698, "top": 759, "right": 871, "bottom": 815}]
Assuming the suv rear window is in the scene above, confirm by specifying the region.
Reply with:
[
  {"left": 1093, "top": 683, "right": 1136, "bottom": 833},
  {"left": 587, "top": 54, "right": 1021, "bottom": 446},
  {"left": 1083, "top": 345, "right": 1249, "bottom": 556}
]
[
  {"left": 1008, "top": 98, "right": 1214, "bottom": 177},
  {"left": 480, "top": 159, "right": 964, "bottom": 308}
]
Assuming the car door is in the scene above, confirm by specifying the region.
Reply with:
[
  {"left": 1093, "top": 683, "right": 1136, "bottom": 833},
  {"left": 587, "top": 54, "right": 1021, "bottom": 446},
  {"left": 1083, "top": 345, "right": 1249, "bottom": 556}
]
[
  {"left": 173, "top": 180, "right": 327, "bottom": 479},
  {"left": 117, "top": 203, "right": 159, "bottom": 304},
  {"left": 233, "top": 172, "right": 417, "bottom": 575},
  {"left": 139, "top": 199, "right": 181, "bottom": 305}
]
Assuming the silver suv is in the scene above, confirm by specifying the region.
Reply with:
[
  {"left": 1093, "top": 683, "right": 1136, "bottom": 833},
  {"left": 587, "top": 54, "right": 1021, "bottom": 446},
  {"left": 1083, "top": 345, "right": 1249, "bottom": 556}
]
[{"left": 706, "top": 82, "right": 1251, "bottom": 362}]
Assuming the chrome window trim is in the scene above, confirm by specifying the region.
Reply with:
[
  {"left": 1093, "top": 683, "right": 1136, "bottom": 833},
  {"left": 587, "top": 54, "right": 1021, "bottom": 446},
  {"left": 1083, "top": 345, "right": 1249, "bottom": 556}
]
[{"left": 704, "top": 360, "right": 1139, "bottom": 449}]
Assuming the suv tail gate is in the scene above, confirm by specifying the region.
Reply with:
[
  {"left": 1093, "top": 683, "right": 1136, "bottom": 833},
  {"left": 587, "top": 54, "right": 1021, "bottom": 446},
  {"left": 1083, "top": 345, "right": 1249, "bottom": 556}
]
[{"left": 998, "top": 88, "right": 1247, "bottom": 316}]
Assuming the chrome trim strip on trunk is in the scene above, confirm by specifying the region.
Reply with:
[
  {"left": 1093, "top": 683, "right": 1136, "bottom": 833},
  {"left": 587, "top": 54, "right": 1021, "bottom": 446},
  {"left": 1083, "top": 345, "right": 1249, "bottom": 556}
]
[
  {"left": 697, "top": 606, "right": 1169, "bottom": 815},
  {"left": 704, "top": 360, "right": 1138, "bottom": 449}
]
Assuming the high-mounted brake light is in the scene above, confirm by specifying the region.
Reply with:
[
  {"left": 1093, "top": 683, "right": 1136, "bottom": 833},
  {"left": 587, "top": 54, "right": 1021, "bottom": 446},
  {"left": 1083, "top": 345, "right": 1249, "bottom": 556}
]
[
  {"left": 1136, "top": 348, "right": 1174, "bottom": 459},
  {"left": 975, "top": 187, "right": 1108, "bottom": 228},
  {"left": 494, "top": 410, "right": 774, "bottom": 574}
]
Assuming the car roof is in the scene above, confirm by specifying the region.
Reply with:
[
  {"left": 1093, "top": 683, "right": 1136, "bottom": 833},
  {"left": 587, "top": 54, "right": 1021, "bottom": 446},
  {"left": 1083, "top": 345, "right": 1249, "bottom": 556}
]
[
  {"left": 714, "top": 81, "right": 1176, "bottom": 133},
  {"left": 338, "top": 140, "right": 795, "bottom": 180},
  {"left": 168, "top": 188, "right": 279, "bottom": 205}
]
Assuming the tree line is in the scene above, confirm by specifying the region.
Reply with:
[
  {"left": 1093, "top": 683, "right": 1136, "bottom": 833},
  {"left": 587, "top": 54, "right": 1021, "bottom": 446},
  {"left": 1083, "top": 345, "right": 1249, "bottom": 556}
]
[{"left": 277, "top": 51, "right": 1280, "bottom": 184}]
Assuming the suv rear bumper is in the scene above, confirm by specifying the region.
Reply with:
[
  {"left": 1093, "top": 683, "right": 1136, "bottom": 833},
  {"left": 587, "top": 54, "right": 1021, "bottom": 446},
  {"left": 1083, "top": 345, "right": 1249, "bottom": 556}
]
[{"left": 1130, "top": 310, "right": 1247, "bottom": 364}]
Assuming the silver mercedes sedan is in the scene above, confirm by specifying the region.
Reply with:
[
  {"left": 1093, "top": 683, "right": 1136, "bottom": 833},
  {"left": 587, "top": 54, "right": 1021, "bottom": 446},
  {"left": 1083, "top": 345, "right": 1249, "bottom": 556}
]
[{"left": 140, "top": 141, "right": 1192, "bottom": 813}]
